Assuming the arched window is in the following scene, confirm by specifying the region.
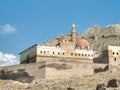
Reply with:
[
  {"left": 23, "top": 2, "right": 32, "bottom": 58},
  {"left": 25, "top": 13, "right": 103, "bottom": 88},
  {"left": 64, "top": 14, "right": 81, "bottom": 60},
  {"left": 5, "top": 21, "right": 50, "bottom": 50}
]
[
  {"left": 44, "top": 51, "right": 46, "bottom": 54},
  {"left": 40, "top": 51, "right": 42, "bottom": 54},
  {"left": 58, "top": 52, "right": 60, "bottom": 55},
  {"left": 75, "top": 53, "right": 77, "bottom": 56},
  {"left": 113, "top": 52, "right": 115, "bottom": 55},
  {"left": 116, "top": 52, "right": 119, "bottom": 55},
  {"left": 53, "top": 52, "right": 54, "bottom": 55},
  {"left": 91, "top": 55, "right": 93, "bottom": 57}
]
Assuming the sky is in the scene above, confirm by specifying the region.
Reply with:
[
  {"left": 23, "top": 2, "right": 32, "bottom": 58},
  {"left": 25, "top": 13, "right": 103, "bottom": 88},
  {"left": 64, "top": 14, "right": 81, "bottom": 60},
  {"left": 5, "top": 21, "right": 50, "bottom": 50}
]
[{"left": 0, "top": 0, "right": 120, "bottom": 66}]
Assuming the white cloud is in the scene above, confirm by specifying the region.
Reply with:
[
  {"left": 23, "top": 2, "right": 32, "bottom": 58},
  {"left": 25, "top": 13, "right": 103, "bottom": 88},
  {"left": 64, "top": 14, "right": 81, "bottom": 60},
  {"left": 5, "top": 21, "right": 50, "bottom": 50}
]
[
  {"left": 0, "top": 52, "right": 19, "bottom": 66},
  {"left": 0, "top": 24, "right": 17, "bottom": 34}
]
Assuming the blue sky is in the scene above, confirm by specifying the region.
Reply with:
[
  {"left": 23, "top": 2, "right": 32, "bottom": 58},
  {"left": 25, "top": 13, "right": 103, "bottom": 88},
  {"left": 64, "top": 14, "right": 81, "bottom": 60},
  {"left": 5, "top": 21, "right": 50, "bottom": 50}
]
[{"left": 0, "top": 0, "right": 120, "bottom": 66}]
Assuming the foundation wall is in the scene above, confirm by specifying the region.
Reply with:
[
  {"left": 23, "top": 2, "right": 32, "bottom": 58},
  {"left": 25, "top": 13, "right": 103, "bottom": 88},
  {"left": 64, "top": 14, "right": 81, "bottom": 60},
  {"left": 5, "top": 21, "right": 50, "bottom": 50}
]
[
  {"left": 0, "top": 62, "right": 46, "bottom": 83},
  {"left": 0, "top": 60, "right": 107, "bottom": 82},
  {"left": 109, "top": 57, "right": 120, "bottom": 67},
  {"left": 36, "top": 56, "right": 93, "bottom": 64}
]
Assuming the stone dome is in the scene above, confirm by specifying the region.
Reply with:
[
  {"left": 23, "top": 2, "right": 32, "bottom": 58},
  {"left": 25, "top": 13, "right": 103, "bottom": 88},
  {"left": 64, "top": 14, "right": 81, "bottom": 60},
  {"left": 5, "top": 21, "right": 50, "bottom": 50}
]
[{"left": 76, "top": 39, "right": 90, "bottom": 47}]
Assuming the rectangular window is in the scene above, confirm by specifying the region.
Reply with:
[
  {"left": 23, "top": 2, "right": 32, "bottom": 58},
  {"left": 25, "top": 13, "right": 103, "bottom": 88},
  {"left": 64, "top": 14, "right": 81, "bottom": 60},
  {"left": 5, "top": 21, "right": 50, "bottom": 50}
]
[
  {"left": 40, "top": 51, "right": 42, "bottom": 54},
  {"left": 53, "top": 52, "right": 54, "bottom": 55},
  {"left": 44, "top": 51, "right": 46, "bottom": 54},
  {"left": 75, "top": 53, "right": 77, "bottom": 56},
  {"left": 58, "top": 52, "right": 60, "bottom": 55},
  {"left": 71, "top": 53, "right": 73, "bottom": 56}
]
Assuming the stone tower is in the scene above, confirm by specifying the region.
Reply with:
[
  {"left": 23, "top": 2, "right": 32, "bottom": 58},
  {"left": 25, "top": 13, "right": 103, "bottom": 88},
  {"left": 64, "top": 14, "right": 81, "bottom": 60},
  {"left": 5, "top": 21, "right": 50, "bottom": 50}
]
[
  {"left": 71, "top": 24, "right": 76, "bottom": 43},
  {"left": 108, "top": 46, "right": 120, "bottom": 68}
]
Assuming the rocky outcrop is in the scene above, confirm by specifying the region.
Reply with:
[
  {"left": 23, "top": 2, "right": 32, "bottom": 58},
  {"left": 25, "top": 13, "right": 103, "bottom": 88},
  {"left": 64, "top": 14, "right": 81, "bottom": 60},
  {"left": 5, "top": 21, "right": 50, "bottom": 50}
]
[{"left": 82, "top": 24, "right": 120, "bottom": 51}]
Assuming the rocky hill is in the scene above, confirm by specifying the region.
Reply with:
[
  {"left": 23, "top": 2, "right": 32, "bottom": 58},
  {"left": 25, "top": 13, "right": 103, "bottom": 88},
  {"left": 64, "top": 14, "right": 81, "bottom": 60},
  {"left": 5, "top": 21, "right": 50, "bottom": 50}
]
[
  {"left": 44, "top": 23, "right": 120, "bottom": 52},
  {"left": 82, "top": 24, "right": 120, "bottom": 51}
]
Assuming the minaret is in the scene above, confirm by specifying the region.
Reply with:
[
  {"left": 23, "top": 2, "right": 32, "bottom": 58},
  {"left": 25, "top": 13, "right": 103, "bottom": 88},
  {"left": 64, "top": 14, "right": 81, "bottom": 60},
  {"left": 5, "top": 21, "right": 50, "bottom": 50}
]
[{"left": 71, "top": 24, "right": 76, "bottom": 43}]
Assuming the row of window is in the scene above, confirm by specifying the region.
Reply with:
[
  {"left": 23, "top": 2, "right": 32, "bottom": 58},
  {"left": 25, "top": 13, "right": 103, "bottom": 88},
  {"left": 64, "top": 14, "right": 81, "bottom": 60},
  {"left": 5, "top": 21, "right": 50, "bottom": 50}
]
[
  {"left": 40, "top": 51, "right": 93, "bottom": 57},
  {"left": 113, "top": 52, "right": 119, "bottom": 55}
]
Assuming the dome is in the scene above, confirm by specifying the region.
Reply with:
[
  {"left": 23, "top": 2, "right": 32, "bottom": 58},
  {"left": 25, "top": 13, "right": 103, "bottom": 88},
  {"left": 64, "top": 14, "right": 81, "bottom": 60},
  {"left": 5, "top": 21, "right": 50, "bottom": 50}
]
[{"left": 76, "top": 39, "right": 90, "bottom": 47}]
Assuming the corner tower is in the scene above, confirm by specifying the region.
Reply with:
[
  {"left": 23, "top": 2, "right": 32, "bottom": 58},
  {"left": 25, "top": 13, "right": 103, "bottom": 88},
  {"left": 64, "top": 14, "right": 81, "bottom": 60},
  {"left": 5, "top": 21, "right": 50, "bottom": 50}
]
[{"left": 71, "top": 24, "right": 76, "bottom": 43}]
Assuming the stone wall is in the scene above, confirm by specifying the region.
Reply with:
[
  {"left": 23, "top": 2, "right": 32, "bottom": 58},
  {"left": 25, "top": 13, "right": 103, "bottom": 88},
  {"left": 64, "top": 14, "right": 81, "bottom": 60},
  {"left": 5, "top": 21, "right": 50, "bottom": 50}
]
[
  {"left": 20, "top": 44, "right": 37, "bottom": 63},
  {"left": 45, "top": 62, "right": 100, "bottom": 79},
  {"left": 0, "top": 60, "right": 107, "bottom": 83},
  {"left": 36, "top": 56, "right": 93, "bottom": 64},
  {"left": 109, "top": 57, "right": 120, "bottom": 67},
  {"left": 20, "top": 44, "right": 94, "bottom": 64},
  {"left": 0, "top": 62, "right": 45, "bottom": 83},
  {"left": 108, "top": 46, "right": 120, "bottom": 67}
]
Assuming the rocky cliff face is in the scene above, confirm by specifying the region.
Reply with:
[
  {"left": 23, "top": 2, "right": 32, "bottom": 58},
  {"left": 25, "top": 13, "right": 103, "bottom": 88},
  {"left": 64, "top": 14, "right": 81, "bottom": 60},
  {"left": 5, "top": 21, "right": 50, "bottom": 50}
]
[
  {"left": 44, "top": 23, "right": 120, "bottom": 52},
  {"left": 83, "top": 24, "right": 120, "bottom": 51}
]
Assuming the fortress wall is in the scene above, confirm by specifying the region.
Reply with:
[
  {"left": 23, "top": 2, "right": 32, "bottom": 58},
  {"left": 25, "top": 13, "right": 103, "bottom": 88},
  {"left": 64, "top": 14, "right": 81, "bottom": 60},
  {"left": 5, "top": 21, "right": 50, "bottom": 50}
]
[
  {"left": 0, "top": 62, "right": 46, "bottom": 83},
  {"left": 36, "top": 56, "right": 93, "bottom": 64},
  {"left": 0, "top": 60, "right": 107, "bottom": 83},
  {"left": 44, "top": 61, "right": 107, "bottom": 79},
  {"left": 109, "top": 57, "right": 120, "bottom": 66},
  {"left": 108, "top": 46, "right": 120, "bottom": 67},
  {"left": 45, "top": 63, "right": 93, "bottom": 79},
  {"left": 20, "top": 45, "right": 37, "bottom": 63}
]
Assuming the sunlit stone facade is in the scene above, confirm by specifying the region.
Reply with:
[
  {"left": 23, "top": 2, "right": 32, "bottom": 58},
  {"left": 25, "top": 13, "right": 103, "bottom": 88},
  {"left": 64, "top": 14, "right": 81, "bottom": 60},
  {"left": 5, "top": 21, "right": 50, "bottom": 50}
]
[{"left": 19, "top": 24, "right": 94, "bottom": 64}]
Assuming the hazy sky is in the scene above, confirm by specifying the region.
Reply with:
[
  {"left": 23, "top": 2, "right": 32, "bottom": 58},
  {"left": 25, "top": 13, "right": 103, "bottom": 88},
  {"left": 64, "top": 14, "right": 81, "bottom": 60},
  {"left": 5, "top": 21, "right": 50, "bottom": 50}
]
[{"left": 0, "top": 0, "right": 120, "bottom": 66}]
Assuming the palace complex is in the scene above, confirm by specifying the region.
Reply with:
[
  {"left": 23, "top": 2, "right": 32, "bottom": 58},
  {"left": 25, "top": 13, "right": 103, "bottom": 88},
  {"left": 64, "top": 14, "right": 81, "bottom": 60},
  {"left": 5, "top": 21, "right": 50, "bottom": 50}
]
[
  {"left": 0, "top": 24, "right": 120, "bottom": 82},
  {"left": 19, "top": 24, "right": 94, "bottom": 64}
]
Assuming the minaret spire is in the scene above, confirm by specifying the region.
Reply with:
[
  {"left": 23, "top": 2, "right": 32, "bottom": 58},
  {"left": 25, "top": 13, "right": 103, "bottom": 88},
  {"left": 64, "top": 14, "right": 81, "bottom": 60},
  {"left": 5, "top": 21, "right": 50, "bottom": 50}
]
[
  {"left": 72, "top": 24, "right": 75, "bottom": 28},
  {"left": 71, "top": 24, "right": 76, "bottom": 43}
]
